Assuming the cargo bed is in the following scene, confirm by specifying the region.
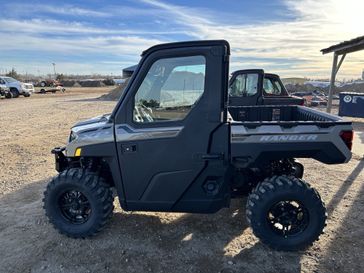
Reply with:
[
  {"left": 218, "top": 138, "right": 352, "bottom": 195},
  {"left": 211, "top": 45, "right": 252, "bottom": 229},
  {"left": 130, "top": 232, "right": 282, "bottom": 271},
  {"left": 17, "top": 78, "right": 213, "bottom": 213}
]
[
  {"left": 229, "top": 105, "right": 352, "bottom": 167},
  {"left": 228, "top": 105, "right": 350, "bottom": 126}
]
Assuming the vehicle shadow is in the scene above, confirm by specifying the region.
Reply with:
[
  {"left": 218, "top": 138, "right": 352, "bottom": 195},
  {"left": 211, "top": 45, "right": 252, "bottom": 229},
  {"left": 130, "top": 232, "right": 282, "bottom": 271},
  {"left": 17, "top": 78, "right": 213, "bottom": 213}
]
[
  {"left": 317, "top": 158, "right": 364, "bottom": 272},
  {"left": 326, "top": 158, "right": 364, "bottom": 215},
  {"left": 106, "top": 203, "right": 302, "bottom": 273},
  {"left": 0, "top": 179, "right": 302, "bottom": 273}
]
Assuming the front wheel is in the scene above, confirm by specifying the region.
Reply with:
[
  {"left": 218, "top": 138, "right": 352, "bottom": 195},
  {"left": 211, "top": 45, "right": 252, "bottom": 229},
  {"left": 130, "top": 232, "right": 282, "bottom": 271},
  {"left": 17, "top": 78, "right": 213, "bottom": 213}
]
[
  {"left": 43, "top": 168, "right": 114, "bottom": 238},
  {"left": 10, "top": 88, "right": 19, "bottom": 98},
  {"left": 246, "top": 175, "right": 326, "bottom": 251}
]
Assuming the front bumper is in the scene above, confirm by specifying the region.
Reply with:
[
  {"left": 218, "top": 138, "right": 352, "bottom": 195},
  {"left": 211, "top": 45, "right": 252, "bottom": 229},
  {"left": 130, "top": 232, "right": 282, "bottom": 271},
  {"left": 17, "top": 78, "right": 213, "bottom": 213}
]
[
  {"left": 51, "top": 147, "right": 68, "bottom": 172},
  {"left": 21, "top": 89, "right": 34, "bottom": 94}
]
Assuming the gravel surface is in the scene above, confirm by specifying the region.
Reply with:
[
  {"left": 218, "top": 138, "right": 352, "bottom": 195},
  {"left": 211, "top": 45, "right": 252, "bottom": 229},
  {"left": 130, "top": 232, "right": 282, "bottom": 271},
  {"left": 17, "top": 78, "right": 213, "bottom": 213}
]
[{"left": 0, "top": 89, "right": 363, "bottom": 273}]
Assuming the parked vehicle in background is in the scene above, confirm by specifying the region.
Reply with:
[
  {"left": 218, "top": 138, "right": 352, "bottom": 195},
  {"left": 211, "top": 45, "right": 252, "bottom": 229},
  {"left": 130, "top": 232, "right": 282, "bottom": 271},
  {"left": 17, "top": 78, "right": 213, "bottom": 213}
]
[
  {"left": 229, "top": 70, "right": 304, "bottom": 106},
  {"left": 310, "top": 96, "right": 328, "bottom": 106},
  {"left": 34, "top": 86, "right": 66, "bottom": 94},
  {"left": 0, "top": 76, "right": 34, "bottom": 97},
  {"left": 312, "top": 90, "right": 327, "bottom": 98},
  {"left": 291, "top": 90, "right": 328, "bottom": 106},
  {"left": 37, "top": 79, "right": 62, "bottom": 88},
  {"left": 0, "top": 84, "right": 12, "bottom": 99}
]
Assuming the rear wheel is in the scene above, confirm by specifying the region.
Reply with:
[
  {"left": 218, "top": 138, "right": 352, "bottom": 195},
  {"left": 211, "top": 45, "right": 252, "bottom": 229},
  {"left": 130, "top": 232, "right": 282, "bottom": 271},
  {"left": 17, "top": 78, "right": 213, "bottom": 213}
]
[
  {"left": 246, "top": 175, "right": 326, "bottom": 251},
  {"left": 43, "top": 168, "right": 114, "bottom": 238}
]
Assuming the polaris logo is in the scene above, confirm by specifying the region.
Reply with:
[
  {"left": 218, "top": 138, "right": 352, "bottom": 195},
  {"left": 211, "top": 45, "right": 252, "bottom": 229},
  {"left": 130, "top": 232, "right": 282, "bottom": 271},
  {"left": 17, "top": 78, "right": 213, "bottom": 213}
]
[{"left": 260, "top": 135, "right": 318, "bottom": 142}]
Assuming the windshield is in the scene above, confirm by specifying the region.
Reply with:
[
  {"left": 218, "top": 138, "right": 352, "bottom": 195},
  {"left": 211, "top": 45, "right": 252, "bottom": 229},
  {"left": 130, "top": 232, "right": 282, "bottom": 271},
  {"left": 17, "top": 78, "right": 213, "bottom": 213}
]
[{"left": 3, "top": 77, "right": 18, "bottom": 83}]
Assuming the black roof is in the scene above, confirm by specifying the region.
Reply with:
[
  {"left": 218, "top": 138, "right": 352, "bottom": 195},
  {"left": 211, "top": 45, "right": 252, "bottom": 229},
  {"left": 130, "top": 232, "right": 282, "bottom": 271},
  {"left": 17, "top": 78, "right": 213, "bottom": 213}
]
[
  {"left": 321, "top": 35, "right": 364, "bottom": 55},
  {"left": 141, "top": 40, "right": 230, "bottom": 56},
  {"left": 122, "top": 40, "right": 231, "bottom": 78}
]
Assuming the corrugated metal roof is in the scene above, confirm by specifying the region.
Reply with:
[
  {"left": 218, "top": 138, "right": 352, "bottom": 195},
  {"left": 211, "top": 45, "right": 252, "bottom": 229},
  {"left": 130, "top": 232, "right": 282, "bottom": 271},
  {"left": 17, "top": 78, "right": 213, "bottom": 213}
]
[
  {"left": 321, "top": 35, "right": 364, "bottom": 54},
  {"left": 122, "top": 65, "right": 137, "bottom": 78}
]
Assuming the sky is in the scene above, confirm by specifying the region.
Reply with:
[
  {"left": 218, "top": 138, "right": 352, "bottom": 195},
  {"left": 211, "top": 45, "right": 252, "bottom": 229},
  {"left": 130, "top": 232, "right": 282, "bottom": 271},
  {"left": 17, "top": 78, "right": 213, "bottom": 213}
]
[{"left": 0, "top": 0, "right": 363, "bottom": 79}]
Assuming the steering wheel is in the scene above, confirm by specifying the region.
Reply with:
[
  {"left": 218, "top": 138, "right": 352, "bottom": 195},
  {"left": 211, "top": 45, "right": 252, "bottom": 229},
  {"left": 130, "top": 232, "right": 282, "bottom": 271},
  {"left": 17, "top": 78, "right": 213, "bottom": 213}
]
[{"left": 134, "top": 105, "right": 154, "bottom": 123}]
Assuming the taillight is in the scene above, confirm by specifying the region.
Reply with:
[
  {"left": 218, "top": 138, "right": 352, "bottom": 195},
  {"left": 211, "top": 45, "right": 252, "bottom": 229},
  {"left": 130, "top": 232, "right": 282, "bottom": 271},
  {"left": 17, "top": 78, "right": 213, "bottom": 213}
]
[{"left": 340, "top": 130, "right": 354, "bottom": 150}]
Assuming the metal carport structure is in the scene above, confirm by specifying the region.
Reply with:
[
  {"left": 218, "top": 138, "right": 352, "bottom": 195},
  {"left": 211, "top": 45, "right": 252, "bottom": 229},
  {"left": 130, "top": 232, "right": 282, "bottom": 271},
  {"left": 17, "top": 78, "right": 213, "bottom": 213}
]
[
  {"left": 321, "top": 35, "right": 364, "bottom": 113},
  {"left": 122, "top": 65, "right": 137, "bottom": 78}
]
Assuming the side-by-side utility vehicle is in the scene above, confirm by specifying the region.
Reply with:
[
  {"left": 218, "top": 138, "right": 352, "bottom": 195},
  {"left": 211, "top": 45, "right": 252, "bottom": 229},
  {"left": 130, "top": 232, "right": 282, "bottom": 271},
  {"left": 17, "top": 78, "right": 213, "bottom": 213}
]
[
  {"left": 228, "top": 69, "right": 304, "bottom": 106},
  {"left": 44, "top": 40, "right": 353, "bottom": 251}
]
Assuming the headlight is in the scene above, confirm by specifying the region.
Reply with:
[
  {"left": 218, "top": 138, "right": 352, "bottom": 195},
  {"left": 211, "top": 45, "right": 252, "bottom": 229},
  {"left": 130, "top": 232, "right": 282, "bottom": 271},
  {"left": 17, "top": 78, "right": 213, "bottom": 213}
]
[{"left": 69, "top": 131, "right": 77, "bottom": 142}]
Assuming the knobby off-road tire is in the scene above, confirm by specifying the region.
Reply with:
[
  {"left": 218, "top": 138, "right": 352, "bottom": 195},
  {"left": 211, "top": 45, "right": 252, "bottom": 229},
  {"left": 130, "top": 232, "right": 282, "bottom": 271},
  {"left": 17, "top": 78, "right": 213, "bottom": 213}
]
[
  {"left": 246, "top": 175, "right": 326, "bottom": 251},
  {"left": 43, "top": 168, "right": 114, "bottom": 238}
]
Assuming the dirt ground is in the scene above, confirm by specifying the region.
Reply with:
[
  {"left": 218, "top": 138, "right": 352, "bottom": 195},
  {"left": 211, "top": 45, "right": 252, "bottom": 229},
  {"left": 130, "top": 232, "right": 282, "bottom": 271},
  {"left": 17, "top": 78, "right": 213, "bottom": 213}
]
[{"left": 0, "top": 88, "right": 363, "bottom": 273}]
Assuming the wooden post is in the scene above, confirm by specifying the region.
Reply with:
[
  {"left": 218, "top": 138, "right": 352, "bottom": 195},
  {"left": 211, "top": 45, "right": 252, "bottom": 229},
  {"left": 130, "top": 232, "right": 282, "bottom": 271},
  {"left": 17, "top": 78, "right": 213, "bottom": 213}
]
[{"left": 327, "top": 53, "right": 338, "bottom": 113}]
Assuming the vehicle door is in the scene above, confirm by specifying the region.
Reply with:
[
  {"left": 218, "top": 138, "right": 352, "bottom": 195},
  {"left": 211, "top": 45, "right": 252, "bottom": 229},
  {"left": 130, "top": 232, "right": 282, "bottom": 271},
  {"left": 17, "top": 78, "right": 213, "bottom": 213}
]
[
  {"left": 228, "top": 69, "right": 264, "bottom": 106},
  {"left": 262, "top": 74, "right": 287, "bottom": 104},
  {"left": 113, "top": 41, "right": 230, "bottom": 211}
]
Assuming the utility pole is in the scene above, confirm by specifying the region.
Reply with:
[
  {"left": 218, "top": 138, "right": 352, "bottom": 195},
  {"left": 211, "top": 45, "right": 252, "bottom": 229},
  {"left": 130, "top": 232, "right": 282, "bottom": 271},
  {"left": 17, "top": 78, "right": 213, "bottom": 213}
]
[{"left": 52, "top": 63, "right": 56, "bottom": 79}]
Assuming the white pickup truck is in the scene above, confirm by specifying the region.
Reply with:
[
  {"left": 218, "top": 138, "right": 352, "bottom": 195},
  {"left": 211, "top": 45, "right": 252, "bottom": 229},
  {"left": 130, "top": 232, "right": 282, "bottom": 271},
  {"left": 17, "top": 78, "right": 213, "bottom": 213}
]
[{"left": 0, "top": 76, "right": 34, "bottom": 97}]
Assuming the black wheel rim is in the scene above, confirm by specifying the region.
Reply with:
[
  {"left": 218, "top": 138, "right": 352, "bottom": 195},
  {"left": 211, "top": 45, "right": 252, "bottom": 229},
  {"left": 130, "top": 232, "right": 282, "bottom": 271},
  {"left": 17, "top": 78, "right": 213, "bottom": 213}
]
[
  {"left": 267, "top": 200, "right": 309, "bottom": 237},
  {"left": 58, "top": 190, "right": 91, "bottom": 224}
]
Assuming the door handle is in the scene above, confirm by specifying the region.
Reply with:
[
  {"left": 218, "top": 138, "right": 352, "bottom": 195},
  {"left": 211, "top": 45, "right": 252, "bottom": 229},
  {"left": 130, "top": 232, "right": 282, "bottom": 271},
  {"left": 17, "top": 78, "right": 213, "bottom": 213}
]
[
  {"left": 122, "top": 144, "right": 137, "bottom": 153},
  {"left": 201, "top": 154, "right": 224, "bottom": 160}
]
